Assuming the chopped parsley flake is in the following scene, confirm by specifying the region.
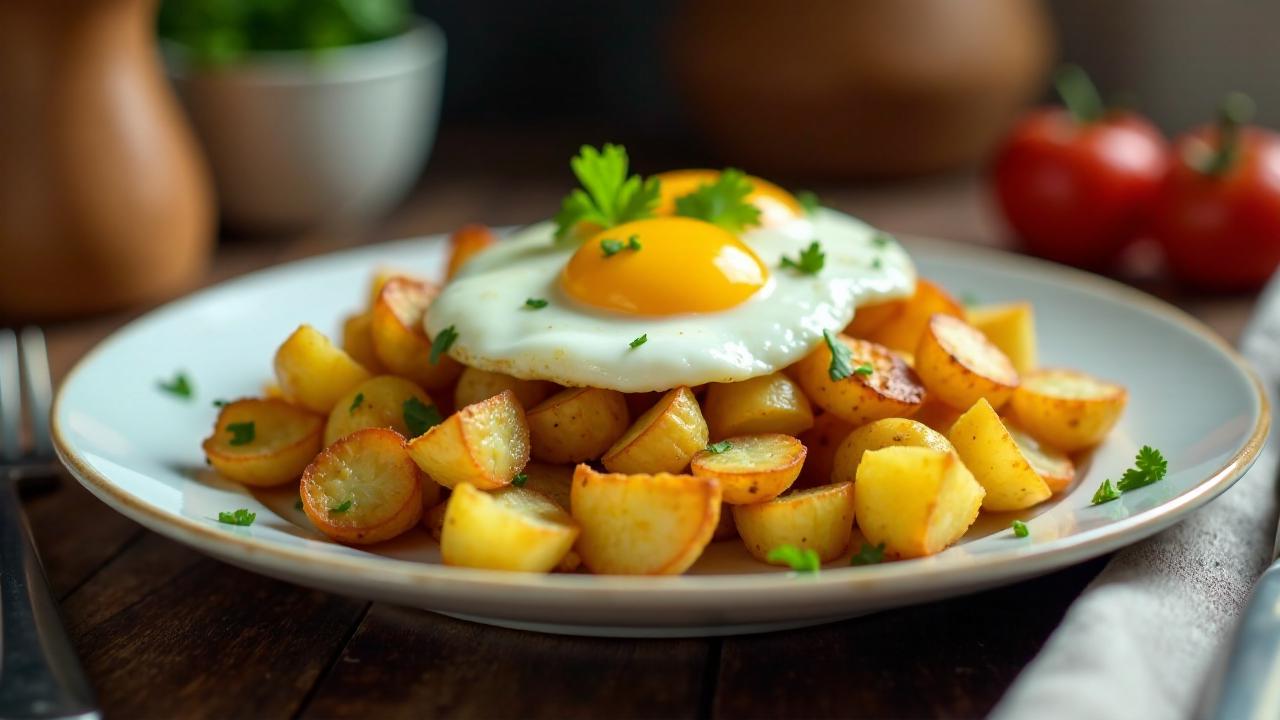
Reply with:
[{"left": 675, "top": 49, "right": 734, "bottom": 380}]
[
  {"left": 629, "top": 334, "right": 648, "bottom": 349},
  {"left": 1012, "top": 520, "right": 1030, "bottom": 538},
  {"left": 226, "top": 421, "right": 255, "bottom": 446},
  {"left": 767, "top": 545, "right": 821, "bottom": 574},
  {"left": 796, "top": 190, "right": 820, "bottom": 216},
  {"left": 871, "top": 232, "right": 893, "bottom": 249},
  {"left": 601, "top": 235, "right": 641, "bottom": 258},
  {"left": 349, "top": 393, "right": 364, "bottom": 414},
  {"left": 553, "top": 144, "right": 660, "bottom": 242},
  {"left": 403, "top": 397, "right": 443, "bottom": 437},
  {"left": 706, "top": 440, "right": 733, "bottom": 454},
  {"left": 1091, "top": 478, "right": 1121, "bottom": 505},
  {"left": 329, "top": 499, "right": 353, "bottom": 514},
  {"left": 823, "top": 329, "right": 855, "bottom": 381},
  {"left": 852, "top": 363, "right": 874, "bottom": 377},
  {"left": 871, "top": 257, "right": 883, "bottom": 270},
  {"left": 673, "top": 168, "right": 762, "bottom": 233},
  {"left": 524, "top": 298, "right": 549, "bottom": 310},
  {"left": 158, "top": 371, "right": 194, "bottom": 400},
  {"left": 217, "top": 508, "right": 256, "bottom": 526},
  {"left": 429, "top": 325, "right": 458, "bottom": 365},
  {"left": 779, "top": 241, "right": 825, "bottom": 275},
  {"left": 850, "top": 542, "right": 886, "bottom": 566},
  {"left": 212, "top": 399, "right": 227, "bottom": 408},
  {"left": 512, "top": 472, "right": 528, "bottom": 487}
]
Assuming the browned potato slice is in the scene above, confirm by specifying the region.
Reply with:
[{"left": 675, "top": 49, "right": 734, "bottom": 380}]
[
  {"left": 795, "top": 412, "right": 856, "bottom": 488},
  {"left": 831, "top": 418, "right": 953, "bottom": 486},
  {"left": 915, "top": 314, "right": 1019, "bottom": 411},
  {"left": 273, "top": 324, "right": 372, "bottom": 413},
  {"left": 690, "top": 433, "right": 805, "bottom": 504},
  {"left": 370, "top": 276, "right": 463, "bottom": 390},
  {"left": 570, "top": 464, "right": 721, "bottom": 575},
  {"left": 300, "top": 427, "right": 424, "bottom": 544},
  {"left": 854, "top": 446, "right": 984, "bottom": 559},
  {"left": 440, "top": 482, "right": 579, "bottom": 572},
  {"left": 966, "top": 302, "right": 1037, "bottom": 374},
  {"left": 1009, "top": 369, "right": 1128, "bottom": 452},
  {"left": 601, "top": 387, "right": 708, "bottom": 474},
  {"left": 1008, "top": 425, "right": 1075, "bottom": 494},
  {"left": 793, "top": 333, "right": 926, "bottom": 425},
  {"left": 453, "top": 366, "right": 556, "bottom": 413},
  {"left": 325, "top": 375, "right": 435, "bottom": 447},
  {"left": 407, "top": 389, "right": 530, "bottom": 490},
  {"left": 527, "top": 387, "right": 629, "bottom": 463},
  {"left": 865, "top": 279, "right": 965, "bottom": 352},
  {"left": 446, "top": 224, "right": 498, "bottom": 280},
  {"left": 203, "top": 398, "right": 323, "bottom": 487},
  {"left": 733, "top": 482, "right": 855, "bottom": 564},
  {"left": 948, "top": 398, "right": 1052, "bottom": 511},
  {"left": 702, "top": 372, "right": 814, "bottom": 440},
  {"left": 340, "top": 312, "right": 384, "bottom": 373}
]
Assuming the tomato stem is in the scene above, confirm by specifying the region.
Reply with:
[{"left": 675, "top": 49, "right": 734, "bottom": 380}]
[
  {"left": 1202, "top": 92, "right": 1255, "bottom": 176},
  {"left": 1054, "top": 64, "right": 1104, "bottom": 124}
]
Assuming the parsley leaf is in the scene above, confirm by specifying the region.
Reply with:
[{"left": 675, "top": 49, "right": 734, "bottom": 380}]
[
  {"left": 823, "top": 329, "right": 855, "bottom": 381},
  {"left": 1115, "top": 446, "right": 1168, "bottom": 492},
  {"left": 429, "top": 325, "right": 458, "bottom": 365},
  {"left": 329, "top": 499, "right": 353, "bottom": 514},
  {"left": 766, "top": 545, "right": 821, "bottom": 573},
  {"left": 706, "top": 440, "right": 733, "bottom": 454},
  {"left": 673, "top": 168, "right": 762, "bottom": 233},
  {"left": 1012, "top": 520, "right": 1030, "bottom": 538},
  {"left": 227, "top": 421, "right": 255, "bottom": 446},
  {"left": 525, "top": 297, "right": 549, "bottom": 310},
  {"left": 553, "top": 144, "right": 660, "bottom": 242},
  {"left": 511, "top": 472, "right": 528, "bottom": 487},
  {"left": 629, "top": 334, "right": 648, "bottom": 349},
  {"left": 217, "top": 508, "right": 256, "bottom": 526},
  {"left": 850, "top": 542, "right": 886, "bottom": 566},
  {"left": 779, "top": 241, "right": 825, "bottom": 275},
  {"left": 158, "top": 371, "right": 194, "bottom": 400},
  {"left": 1091, "top": 478, "right": 1121, "bottom": 505},
  {"left": 852, "top": 363, "right": 874, "bottom": 377},
  {"left": 348, "top": 393, "right": 364, "bottom": 414},
  {"left": 796, "top": 190, "right": 820, "bottom": 216},
  {"left": 403, "top": 397, "right": 443, "bottom": 437}
]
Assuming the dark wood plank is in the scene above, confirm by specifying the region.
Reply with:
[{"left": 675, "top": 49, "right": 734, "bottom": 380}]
[
  {"left": 22, "top": 479, "right": 143, "bottom": 598},
  {"left": 299, "top": 605, "right": 712, "bottom": 720}
]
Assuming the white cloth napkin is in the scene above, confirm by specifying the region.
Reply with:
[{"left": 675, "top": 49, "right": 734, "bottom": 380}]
[{"left": 990, "top": 283, "right": 1280, "bottom": 720}]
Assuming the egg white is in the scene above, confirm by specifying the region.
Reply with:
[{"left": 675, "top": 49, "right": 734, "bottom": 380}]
[{"left": 425, "top": 209, "right": 916, "bottom": 392}]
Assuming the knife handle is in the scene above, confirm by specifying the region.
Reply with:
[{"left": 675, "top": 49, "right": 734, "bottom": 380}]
[{"left": 1200, "top": 563, "right": 1280, "bottom": 720}]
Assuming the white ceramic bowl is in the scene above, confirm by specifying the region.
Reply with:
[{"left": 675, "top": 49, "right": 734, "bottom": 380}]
[{"left": 165, "top": 20, "right": 445, "bottom": 231}]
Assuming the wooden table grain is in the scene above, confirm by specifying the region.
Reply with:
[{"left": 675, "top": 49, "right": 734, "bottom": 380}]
[{"left": 22, "top": 127, "right": 1255, "bottom": 720}]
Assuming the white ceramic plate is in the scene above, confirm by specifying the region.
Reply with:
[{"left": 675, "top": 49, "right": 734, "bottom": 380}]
[{"left": 53, "top": 234, "right": 1268, "bottom": 637}]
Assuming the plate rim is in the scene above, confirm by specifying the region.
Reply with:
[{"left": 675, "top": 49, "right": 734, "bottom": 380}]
[{"left": 52, "top": 233, "right": 1271, "bottom": 601}]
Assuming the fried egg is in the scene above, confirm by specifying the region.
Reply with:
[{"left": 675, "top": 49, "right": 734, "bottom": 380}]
[{"left": 425, "top": 208, "right": 915, "bottom": 392}]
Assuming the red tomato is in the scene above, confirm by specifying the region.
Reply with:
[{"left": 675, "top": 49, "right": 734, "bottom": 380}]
[
  {"left": 1150, "top": 125, "right": 1280, "bottom": 291},
  {"left": 992, "top": 109, "right": 1169, "bottom": 269}
]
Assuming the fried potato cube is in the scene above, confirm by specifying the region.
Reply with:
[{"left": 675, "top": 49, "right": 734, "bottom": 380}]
[
  {"left": 1009, "top": 369, "right": 1128, "bottom": 452},
  {"left": 527, "top": 387, "right": 629, "bottom": 464},
  {"left": 1008, "top": 425, "right": 1075, "bottom": 494},
  {"left": 300, "top": 427, "right": 424, "bottom": 545},
  {"left": 407, "top": 389, "right": 530, "bottom": 490},
  {"left": 690, "top": 433, "right": 806, "bottom": 504},
  {"left": 854, "top": 446, "right": 984, "bottom": 559},
  {"left": 845, "top": 299, "right": 903, "bottom": 339},
  {"left": 445, "top": 224, "right": 498, "bottom": 280},
  {"left": 365, "top": 268, "right": 425, "bottom": 311},
  {"left": 831, "top": 418, "right": 953, "bottom": 486},
  {"left": 967, "top": 302, "right": 1037, "bottom": 374},
  {"left": 602, "top": 386, "right": 708, "bottom": 474},
  {"left": 915, "top": 314, "right": 1019, "bottom": 411},
  {"left": 203, "top": 398, "right": 324, "bottom": 487},
  {"left": 948, "top": 398, "right": 1052, "bottom": 511},
  {"left": 440, "top": 483, "right": 580, "bottom": 572},
  {"left": 340, "top": 312, "right": 384, "bottom": 374},
  {"left": 733, "top": 481, "right": 855, "bottom": 564},
  {"left": 570, "top": 464, "right": 721, "bottom": 575},
  {"left": 273, "top": 324, "right": 372, "bottom": 413},
  {"left": 370, "top": 276, "right": 463, "bottom": 390},
  {"left": 325, "top": 375, "right": 435, "bottom": 447},
  {"left": 793, "top": 333, "right": 926, "bottom": 425},
  {"left": 702, "top": 372, "right": 814, "bottom": 441},
  {"left": 795, "top": 413, "right": 856, "bottom": 488},
  {"left": 453, "top": 366, "right": 556, "bottom": 414},
  {"left": 865, "top": 279, "right": 965, "bottom": 352}
]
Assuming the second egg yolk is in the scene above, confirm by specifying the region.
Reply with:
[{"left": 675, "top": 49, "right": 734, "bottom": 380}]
[{"left": 561, "top": 217, "right": 768, "bottom": 315}]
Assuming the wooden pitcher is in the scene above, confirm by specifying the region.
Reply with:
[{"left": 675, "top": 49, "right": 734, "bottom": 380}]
[{"left": 0, "top": 0, "right": 213, "bottom": 320}]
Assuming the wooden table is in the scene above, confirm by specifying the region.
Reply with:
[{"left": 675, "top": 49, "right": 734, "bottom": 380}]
[{"left": 23, "top": 127, "right": 1255, "bottom": 719}]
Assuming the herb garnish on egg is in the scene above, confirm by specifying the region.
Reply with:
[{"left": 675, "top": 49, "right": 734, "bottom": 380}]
[
  {"left": 673, "top": 168, "right": 762, "bottom": 233},
  {"left": 554, "top": 144, "right": 660, "bottom": 242}
]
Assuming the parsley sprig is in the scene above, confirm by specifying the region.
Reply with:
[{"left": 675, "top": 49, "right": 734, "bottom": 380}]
[
  {"left": 779, "top": 241, "right": 825, "bottom": 275},
  {"left": 1091, "top": 446, "right": 1168, "bottom": 505},
  {"left": 553, "top": 144, "right": 660, "bottom": 242},
  {"left": 673, "top": 168, "right": 762, "bottom": 233},
  {"left": 767, "top": 545, "right": 821, "bottom": 574},
  {"left": 429, "top": 325, "right": 458, "bottom": 365},
  {"left": 823, "top": 329, "right": 856, "bottom": 381},
  {"left": 403, "top": 397, "right": 443, "bottom": 438},
  {"left": 217, "top": 508, "right": 256, "bottom": 526}
]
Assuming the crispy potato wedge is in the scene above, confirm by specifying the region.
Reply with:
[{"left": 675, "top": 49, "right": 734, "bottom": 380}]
[
  {"left": 915, "top": 314, "right": 1019, "bottom": 411},
  {"left": 407, "top": 389, "right": 530, "bottom": 490},
  {"left": 845, "top": 299, "right": 903, "bottom": 339},
  {"left": 691, "top": 433, "right": 806, "bottom": 504},
  {"left": 301, "top": 428, "right": 424, "bottom": 544},
  {"left": 733, "top": 481, "right": 855, "bottom": 564},
  {"left": 793, "top": 333, "right": 926, "bottom": 425},
  {"left": 273, "top": 324, "right": 372, "bottom": 413},
  {"left": 854, "top": 446, "right": 984, "bottom": 559},
  {"left": 370, "top": 277, "right": 463, "bottom": 390},
  {"left": 1009, "top": 369, "right": 1128, "bottom": 452},
  {"left": 570, "top": 464, "right": 721, "bottom": 575},
  {"left": 445, "top": 224, "right": 498, "bottom": 280},
  {"left": 203, "top": 398, "right": 323, "bottom": 487},
  {"left": 831, "top": 418, "right": 953, "bottom": 486},
  {"left": 1009, "top": 425, "right": 1075, "bottom": 493},
  {"left": 967, "top": 302, "right": 1037, "bottom": 374},
  {"left": 454, "top": 366, "right": 556, "bottom": 412},
  {"left": 602, "top": 387, "right": 708, "bottom": 474},
  {"left": 865, "top": 279, "right": 965, "bottom": 352},
  {"left": 795, "top": 412, "right": 856, "bottom": 488},
  {"left": 527, "top": 387, "right": 629, "bottom": 464},
  {"left": 703, "top": 372, "right": 814, "bottom": 441},
  {"left": 440, "top": 483, "right": 580, "bottom": 572},
  {"left": 340, "top": 312, "right": 384, "bottom": 374},
  {"left": 325, "top": 375, "right": 435, "bottom": 447},
  {"left": 948, "top": 399, "right": 1052, "bottom": 511}
]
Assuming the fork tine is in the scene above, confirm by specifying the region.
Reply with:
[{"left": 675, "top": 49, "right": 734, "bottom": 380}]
[
  {"left": 19, "top": 327, "right": 53, "bottom": 459},
  {"left": 0, "top": 328, "right": 20, "bottom": 461}
]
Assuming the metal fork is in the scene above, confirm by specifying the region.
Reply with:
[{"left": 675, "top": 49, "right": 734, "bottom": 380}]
[{"left": 0, "top": 328, "right": 99, "bottom": 720}]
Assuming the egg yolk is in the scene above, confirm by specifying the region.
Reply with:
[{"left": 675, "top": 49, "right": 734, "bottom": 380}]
[
  {"left": 655, "top": 169, "right": 804, "bottom": 227},
  {"left": 561, "top": 217, "right": 768, "bottom": 315}
]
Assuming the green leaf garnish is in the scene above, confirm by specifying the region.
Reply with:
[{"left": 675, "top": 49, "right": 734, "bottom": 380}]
[
  {"left": 553, "top": 144, "right": 660, "bottom": 242},
  {"left": 217, "top": 508, "right": 256, "bottom": 526},
  {"left": 1012, "top": 520, "right": 1029, "bottom": 538},
  {"left": 850, "top": 542, "right": 886, "bottom": 566},
  {"left": 796, "top": 190, "right": 820, "bottom": 216},
  {"left": 512, "top": 472, "right": 528, "bottom": 487},
  {"left": 823, "top": 329, "right": 855, "bottom": 381},
  {"left": 871, "top": 257, "right": 883, "bottom": 270},
  {"left": 403, "top": 397, "right": 443, "bottom": 438},
  {"left": 673, "top": 168, "right": 762, "bottom": 233},
  {"left": 601, "top": 235, "right": 641, "bottom": 258},
  {"left": 852, "top": 363, "right": 874, "bottom": 377},
  {"left": 429, "top": 325, "right": 458, "bottom": 365},
  {"left": 779, "top": 241, "right": 825, "bottom": 275},
  {"left": 349, "top": 393, "right": 364, "bottom": 414},
  {"left": 766, "top": 545, "right": 821, "bottom": 574},
  {"left": 629, "top": 334, "right": 648, "bottom": 349},
  {"left": 1115, "top": 446, "right": 1169, "bottom": 492},
  {"left": 158, "top": 371, "right": 194, "bottom": 400},
  {"left": 1091, "top": 478, "right": 1121, "bottom": 505},
  {"left": 329, "top": 499, "right": 353, "bottom": 514},
  {"left": 227, "top": 421, "right": 255, "bottom": 446},
  {"left": 212, "top": 399, "right": 227, "bottom": 408},
  {"left": 706, "top": 440, "right": 733, "bottom": 454},
  {"left": 525, "top": 298, "right": 549, "bottom": 310},
  {"left": 871, "top": 232, "right": 893, "bottom": 249}
]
